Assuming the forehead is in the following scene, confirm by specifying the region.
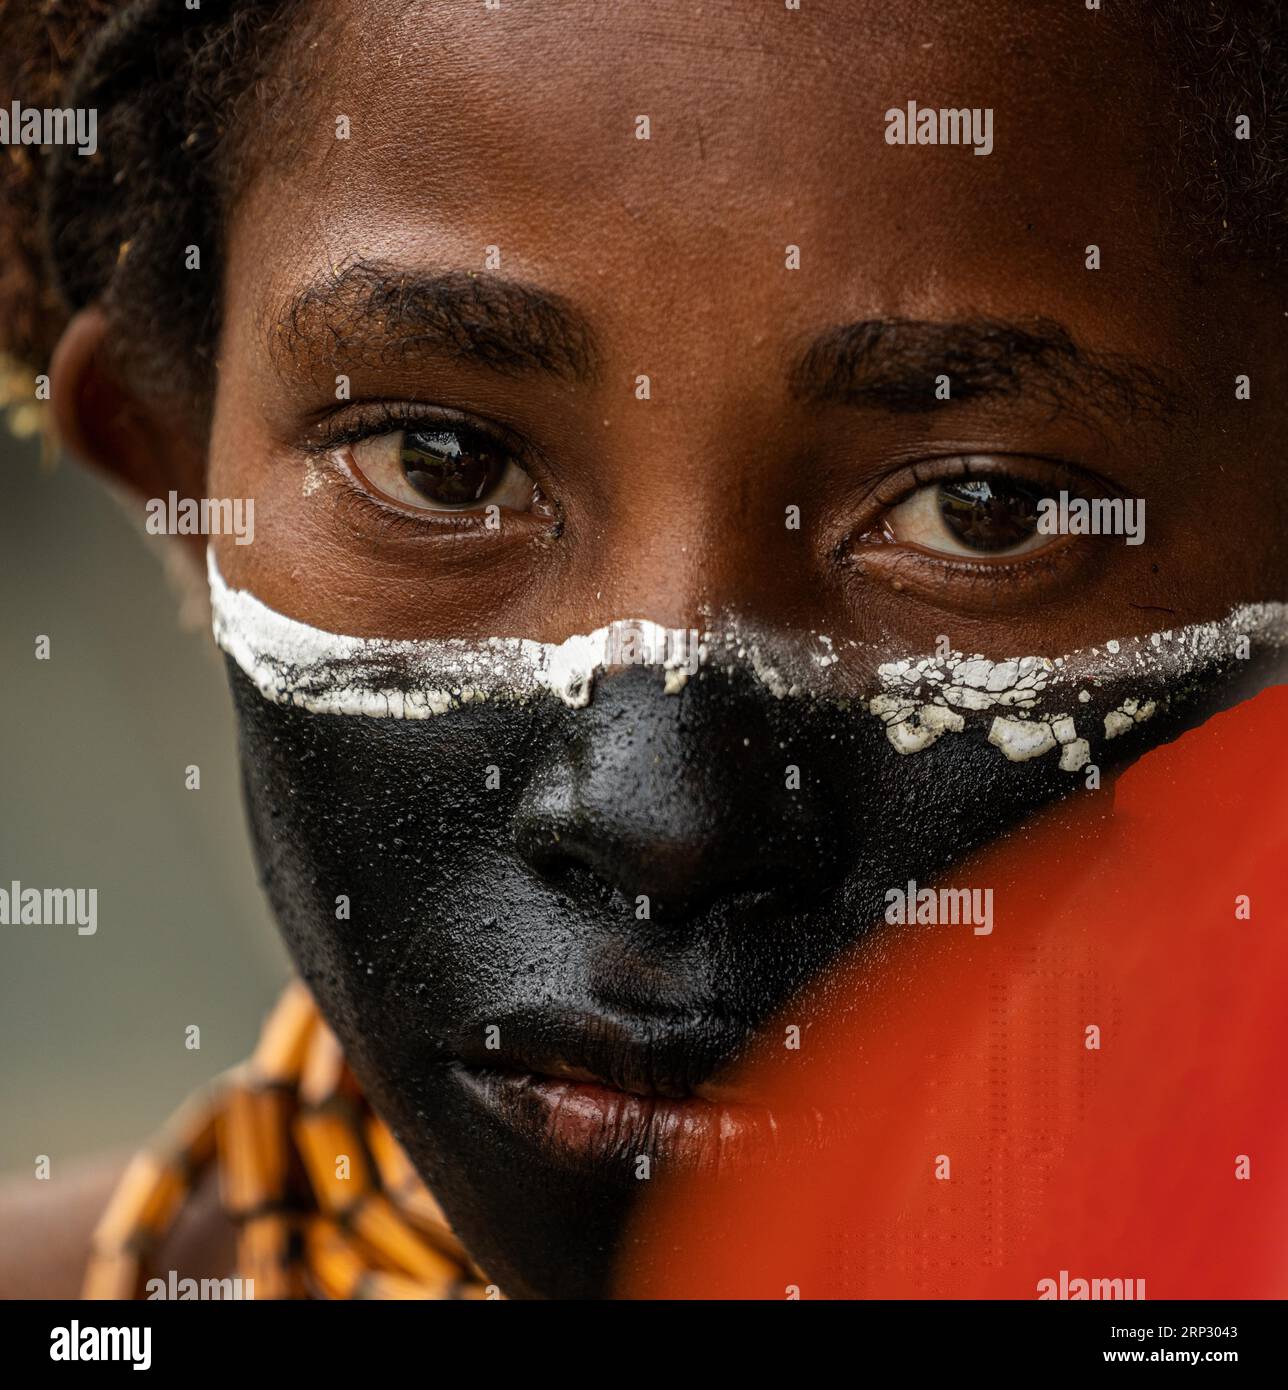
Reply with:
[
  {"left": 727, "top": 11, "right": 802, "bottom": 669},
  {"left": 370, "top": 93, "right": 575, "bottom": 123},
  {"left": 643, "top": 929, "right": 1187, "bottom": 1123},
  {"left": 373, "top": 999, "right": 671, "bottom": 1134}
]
[{"left": 231, "top": 0, "right": 1185, "bottom": 368}]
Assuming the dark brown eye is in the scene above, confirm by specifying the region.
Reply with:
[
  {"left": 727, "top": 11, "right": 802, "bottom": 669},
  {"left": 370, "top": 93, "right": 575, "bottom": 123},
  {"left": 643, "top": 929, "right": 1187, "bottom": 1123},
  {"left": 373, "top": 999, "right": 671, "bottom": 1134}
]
[
  {"left": 881, "top": 471, "right": 1055, "bottom": 558},
  {"left": 401, "top": 428, "right": 504, "bottom": 506},
  {"left": 347, "top": 425, "right": 538, "bottom": 515},
  {"left": 936, "top": 478, "right": 1043, "bottom": 552}
]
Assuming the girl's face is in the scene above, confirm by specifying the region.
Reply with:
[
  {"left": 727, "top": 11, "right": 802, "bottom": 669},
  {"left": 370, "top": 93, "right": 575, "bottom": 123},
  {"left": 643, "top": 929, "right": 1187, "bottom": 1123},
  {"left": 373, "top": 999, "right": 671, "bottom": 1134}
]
[{"left": 199, "top": 0, "right": 1284, "bottom": 1296}]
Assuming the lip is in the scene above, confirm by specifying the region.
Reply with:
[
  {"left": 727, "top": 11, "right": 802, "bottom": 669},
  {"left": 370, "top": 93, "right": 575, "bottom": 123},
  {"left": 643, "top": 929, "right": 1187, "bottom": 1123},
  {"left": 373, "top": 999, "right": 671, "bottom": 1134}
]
[
  {"left": 455, "top": 1068, "right": 789, "bottom": 1173},
  {"left": 445, "top": 1007, "right": 813, "bottom": 1173},
  {"left": 447, "top": 1006, "right": 753, "bottom": 1096}
]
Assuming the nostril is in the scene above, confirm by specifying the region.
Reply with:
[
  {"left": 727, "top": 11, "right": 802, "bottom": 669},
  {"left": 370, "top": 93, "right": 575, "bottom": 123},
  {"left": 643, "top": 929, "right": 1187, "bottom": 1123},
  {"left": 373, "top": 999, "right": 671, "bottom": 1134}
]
[
  {"left": 515, "top": 809, "right": 834, "bottom": 920},
  {"left": 515, "top": 817, "right": 706, "bottom": 914},
  {"left": 512, "top": 826, "right": 622, "bottom": 909}
]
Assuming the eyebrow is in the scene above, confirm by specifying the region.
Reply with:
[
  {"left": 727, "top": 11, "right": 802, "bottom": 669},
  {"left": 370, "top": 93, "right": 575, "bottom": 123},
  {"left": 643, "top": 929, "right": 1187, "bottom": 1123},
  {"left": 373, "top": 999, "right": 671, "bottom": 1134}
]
[
  {"left": 270, "top": 260, "right": 599, "bottom": 381},
  {"left": 788, "top": 317, "right": 1181, "bottom": 424}
]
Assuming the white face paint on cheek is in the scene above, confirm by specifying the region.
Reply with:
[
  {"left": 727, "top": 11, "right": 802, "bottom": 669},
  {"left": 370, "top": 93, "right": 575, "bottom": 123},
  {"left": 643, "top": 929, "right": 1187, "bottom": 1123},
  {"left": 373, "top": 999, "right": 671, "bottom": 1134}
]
[
  {"left": 209, "top": 549, "right": 1288, "bottom": 767},
  {"left": 870, "top": 607, "right": 1288, "bottom": 769}
]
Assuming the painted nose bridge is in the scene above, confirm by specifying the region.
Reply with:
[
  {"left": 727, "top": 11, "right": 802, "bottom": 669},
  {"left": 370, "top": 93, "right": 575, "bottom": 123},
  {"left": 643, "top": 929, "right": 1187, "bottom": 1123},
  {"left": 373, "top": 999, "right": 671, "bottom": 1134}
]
[{"left": 511, "top": 663, "right": 844, "bottom": 918}]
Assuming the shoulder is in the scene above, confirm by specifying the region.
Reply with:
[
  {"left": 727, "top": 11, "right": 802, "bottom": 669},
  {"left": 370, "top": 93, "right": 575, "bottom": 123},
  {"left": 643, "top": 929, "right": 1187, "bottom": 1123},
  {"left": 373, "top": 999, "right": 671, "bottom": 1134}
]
[
  {"left": 0, "top": 1154, "right": 127, "bottom": 1299},
  {"left": 0, "top": 1152, "right": 235, "bottom": 1299}
]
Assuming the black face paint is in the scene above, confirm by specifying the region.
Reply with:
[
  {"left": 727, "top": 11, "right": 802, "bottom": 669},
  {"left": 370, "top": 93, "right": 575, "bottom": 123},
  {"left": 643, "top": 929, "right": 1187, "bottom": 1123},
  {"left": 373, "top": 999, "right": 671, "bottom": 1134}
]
[
  {"left": 210, "top": 551, "right": 1288, "bottom": 1296},
  {"left": 219, "top": 582, "right": 1285, "bottom": 1298}
]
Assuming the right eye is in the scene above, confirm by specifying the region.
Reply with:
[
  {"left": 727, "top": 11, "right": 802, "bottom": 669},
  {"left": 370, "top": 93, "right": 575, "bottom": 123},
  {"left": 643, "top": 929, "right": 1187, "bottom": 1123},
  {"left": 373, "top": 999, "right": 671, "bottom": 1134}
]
[
  {"left": 881, "top": 475, "right": 1052, "bottom": 557},
  {"left": 348, "top": 425, "right": 539, "bottom": 513}
]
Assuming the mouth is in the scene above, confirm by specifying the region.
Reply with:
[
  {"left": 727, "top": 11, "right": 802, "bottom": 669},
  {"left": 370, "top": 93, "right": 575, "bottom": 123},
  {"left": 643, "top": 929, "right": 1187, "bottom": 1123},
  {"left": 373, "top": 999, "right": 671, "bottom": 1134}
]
[{"left": 447, "top": 1010, "right": 815, "bottom": 1174}]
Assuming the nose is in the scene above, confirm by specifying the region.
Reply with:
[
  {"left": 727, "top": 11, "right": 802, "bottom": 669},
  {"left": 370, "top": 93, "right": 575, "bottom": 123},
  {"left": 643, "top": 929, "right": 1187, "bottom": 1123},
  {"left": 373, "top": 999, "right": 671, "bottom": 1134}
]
[{"left": 512, "top": 664, "right": 844, "bottom": 919}]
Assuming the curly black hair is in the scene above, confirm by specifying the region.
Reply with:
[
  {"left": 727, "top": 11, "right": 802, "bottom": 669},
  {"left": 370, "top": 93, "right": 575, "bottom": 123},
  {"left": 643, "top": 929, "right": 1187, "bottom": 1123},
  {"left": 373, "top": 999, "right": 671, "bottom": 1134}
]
[
  {"left": 1, "top": 0, "right": 311, "bottom": 409},
  {"left": 0, "top": 0, "right": 1284, "bottom": 424}
]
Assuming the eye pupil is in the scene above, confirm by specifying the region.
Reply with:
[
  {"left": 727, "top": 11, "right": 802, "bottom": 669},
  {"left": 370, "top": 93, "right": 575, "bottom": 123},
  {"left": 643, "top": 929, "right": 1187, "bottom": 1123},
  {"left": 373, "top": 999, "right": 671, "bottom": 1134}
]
[
  {"left": 937, "top": 478, "right": 1041, "bottom": 551},
  {"left": 400, "top": 429, "right": 503, "bottom": 506}
]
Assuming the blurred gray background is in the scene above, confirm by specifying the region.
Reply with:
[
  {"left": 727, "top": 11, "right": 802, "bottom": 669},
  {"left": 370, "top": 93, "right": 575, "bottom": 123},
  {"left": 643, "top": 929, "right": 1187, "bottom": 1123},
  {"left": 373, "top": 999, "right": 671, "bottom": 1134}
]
[{"left": 0, "top": 425, "right": 288, "bottom": 1176}]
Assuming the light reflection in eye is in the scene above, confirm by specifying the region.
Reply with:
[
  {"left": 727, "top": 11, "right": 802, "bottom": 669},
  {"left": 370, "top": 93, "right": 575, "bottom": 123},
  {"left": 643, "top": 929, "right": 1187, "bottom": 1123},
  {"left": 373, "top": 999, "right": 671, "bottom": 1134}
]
[
  {"left": 348, "top": 426, "right": 537, "bottom": 513},
  {"left": 882, "top": 476, "right": 1053, "bottom": 557}
]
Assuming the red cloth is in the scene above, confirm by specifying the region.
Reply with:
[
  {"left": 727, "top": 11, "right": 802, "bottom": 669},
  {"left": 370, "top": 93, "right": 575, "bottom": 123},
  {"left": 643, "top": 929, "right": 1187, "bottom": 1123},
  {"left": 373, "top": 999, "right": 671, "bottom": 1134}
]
[{"left": 629, "top": 686, "right": 1288, "bottom": 1298}]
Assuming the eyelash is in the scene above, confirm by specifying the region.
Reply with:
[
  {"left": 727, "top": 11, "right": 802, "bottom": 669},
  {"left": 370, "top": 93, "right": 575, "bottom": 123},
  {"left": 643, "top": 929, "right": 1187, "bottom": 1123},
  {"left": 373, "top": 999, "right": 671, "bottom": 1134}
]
[
  {"left": 301, "top": 400, "right": 552, "bottom": 538},
  {"left": 302, "top": 400, "right": 523, "bottom": 459},
  {"left": 302, "top": 409, "right": 1112, "bottom": 580},
  {"left": 868, "top": 451, "right": 1106, "bottom": 516},
  {"left": 840, "top": 451, "right": 1116, "bottom": 610}
]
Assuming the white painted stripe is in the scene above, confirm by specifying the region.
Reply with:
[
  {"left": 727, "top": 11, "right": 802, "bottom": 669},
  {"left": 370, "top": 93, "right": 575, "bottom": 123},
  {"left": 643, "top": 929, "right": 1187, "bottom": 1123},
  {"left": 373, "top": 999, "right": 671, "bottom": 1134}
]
[{"left": 208, "top": 550, "right": 1288, "bottom": 770}]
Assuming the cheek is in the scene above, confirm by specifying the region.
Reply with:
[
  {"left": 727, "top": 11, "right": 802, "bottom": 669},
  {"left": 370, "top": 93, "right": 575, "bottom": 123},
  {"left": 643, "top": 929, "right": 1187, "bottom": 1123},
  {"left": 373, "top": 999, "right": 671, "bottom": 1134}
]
[
  {"left": 228, "top": 664, "right": 538, "bottom": 1019},
  {"left": 205, "top": 385, "right": 362, "bottom": 611}
]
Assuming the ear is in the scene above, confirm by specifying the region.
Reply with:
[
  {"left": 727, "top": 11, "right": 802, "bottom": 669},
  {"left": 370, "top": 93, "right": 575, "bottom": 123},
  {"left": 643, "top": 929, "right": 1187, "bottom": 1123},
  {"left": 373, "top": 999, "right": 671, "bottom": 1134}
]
[{"left": 49, "top": 307, "right": 207, "bottom": 510}]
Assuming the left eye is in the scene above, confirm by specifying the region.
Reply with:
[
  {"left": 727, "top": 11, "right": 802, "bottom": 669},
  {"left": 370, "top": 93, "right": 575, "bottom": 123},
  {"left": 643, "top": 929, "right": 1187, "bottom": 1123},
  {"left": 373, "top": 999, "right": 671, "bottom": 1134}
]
[
  {"left": 882, "top": 476, "right": 1051, "bottom": 557},
  {"left": 347, "top": 426, "right": 538, "bottom": 513}
]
